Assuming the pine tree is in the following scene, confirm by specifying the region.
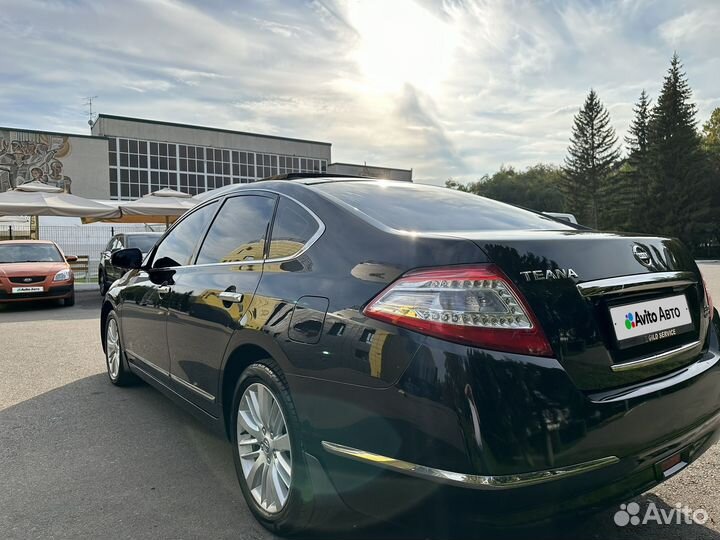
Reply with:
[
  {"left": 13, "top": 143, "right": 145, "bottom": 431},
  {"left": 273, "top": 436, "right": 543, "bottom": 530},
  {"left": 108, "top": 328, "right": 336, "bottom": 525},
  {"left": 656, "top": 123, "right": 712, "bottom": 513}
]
[
  {"left": 616, "top": 90, "right": 652, "bottom": 231},
  {"left": 562, "top": 89, "right": 621, "bottom": 228},
  {"left": 626, "top": 90, "right": 651, "bottom": 156},
  {"left": 645, "top": 53, "right": 711, "bottom": 248}
]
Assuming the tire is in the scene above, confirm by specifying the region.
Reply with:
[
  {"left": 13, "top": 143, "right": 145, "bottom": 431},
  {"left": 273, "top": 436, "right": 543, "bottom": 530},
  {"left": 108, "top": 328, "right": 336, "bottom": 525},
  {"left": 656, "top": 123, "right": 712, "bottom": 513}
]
[
  {"left": 231, "top": 362, "right": 313, "bottom": 535},
  {"left": 104, "top": 311, "right": 137, "bottom": 386},
  {"left": 63, "top": 293, "right": 75, "bottom": 307},
  {"left": 99, "top": 270, "right": 108, "bottom": 296}
]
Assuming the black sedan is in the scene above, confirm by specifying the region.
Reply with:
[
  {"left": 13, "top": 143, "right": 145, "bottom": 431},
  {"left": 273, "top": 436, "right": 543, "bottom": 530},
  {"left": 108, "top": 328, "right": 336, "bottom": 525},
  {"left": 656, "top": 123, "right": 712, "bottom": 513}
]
[
  {"left": 100, "top": 176, "right": 720, "bottom": 535},
  {"left": 98, "top": 232, "right": 162, "bottom": 295}
]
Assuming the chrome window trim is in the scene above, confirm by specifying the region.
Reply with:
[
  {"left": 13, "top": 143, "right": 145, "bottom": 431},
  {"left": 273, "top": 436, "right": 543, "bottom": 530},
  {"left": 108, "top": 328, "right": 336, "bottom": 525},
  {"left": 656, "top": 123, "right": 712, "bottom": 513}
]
[
  {"left": 147, "top": 188, "right": 325, "bottom": 270},
  {"left": 610, "top": 340, "right": 702, "bottom": 372},
  {"left": 577, "top": 271, "right": 697, "bottom": 298},
  {"left": 321, "top": 441, "right": 619, "bottom": 490}
]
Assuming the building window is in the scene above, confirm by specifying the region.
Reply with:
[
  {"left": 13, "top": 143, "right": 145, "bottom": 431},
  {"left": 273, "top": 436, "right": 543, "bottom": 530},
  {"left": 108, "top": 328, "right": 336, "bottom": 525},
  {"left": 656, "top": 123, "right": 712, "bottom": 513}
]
[
  {"left": 108, "top": 137, "right": 327, "bottom": 200},
  {"left": 178, "top": 145, "right": 206, "bottom": 195}
]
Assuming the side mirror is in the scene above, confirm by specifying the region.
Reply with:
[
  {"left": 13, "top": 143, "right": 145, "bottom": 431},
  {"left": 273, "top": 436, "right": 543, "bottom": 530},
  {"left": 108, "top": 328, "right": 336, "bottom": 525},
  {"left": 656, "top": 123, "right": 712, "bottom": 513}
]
[
  {"left": 111, "top": 248, "right": 143, "bottom": 270},
  {"left": 65, "top": 255, "right": 78, "bottom": 262}
]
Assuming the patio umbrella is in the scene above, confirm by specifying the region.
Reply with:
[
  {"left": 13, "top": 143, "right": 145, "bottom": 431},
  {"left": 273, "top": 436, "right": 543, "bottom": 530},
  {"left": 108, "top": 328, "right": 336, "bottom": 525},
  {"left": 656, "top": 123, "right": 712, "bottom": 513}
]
[
  {"left": 116, "top": 188, "right": 197, "bottom": 225},
  {"left": 0, "top": 182, "right": 120, "bottom": 218}
]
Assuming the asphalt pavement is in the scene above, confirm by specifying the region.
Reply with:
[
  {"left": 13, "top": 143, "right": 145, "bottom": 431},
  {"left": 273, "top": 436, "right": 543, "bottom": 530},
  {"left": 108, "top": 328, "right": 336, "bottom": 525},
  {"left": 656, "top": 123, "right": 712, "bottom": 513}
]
[{"left": 1, "top": 271, "right": 719, "bottom": 540}]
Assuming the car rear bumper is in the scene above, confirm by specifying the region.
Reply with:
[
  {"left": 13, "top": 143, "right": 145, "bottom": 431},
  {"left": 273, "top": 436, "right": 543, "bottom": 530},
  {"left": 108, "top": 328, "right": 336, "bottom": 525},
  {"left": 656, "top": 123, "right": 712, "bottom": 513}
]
[
  {"left": 290, "top": 315, "right": 720, "bottom": 524},
  {"left": 0, "top": 284, "right": 74, "bottom": 302},
  {"left": 316, "top": 408, "right": 720, "bottom": 526},
  {"left": 321, "top": 440, "right": 621, "bottom": 490}
]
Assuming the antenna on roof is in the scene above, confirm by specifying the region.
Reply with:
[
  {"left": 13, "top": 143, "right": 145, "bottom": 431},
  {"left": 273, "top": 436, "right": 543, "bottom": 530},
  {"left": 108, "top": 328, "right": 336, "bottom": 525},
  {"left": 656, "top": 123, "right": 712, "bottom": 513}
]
[{"left": 84, "top": 96, "right": 98, "bottom": 126}]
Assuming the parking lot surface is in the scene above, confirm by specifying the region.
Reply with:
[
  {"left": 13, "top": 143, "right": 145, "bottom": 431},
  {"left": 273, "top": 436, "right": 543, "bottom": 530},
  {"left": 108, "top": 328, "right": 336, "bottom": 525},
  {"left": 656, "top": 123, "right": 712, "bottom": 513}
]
[{"left": 1, "top": 269, "right": 719, "bottom": 540}]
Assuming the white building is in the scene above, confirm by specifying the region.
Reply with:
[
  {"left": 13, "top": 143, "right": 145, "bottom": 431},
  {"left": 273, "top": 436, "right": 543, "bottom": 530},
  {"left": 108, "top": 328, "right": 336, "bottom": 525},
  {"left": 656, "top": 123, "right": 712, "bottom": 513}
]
[{"left": 0, "top": 115, "right": 412, "bottom": 201}]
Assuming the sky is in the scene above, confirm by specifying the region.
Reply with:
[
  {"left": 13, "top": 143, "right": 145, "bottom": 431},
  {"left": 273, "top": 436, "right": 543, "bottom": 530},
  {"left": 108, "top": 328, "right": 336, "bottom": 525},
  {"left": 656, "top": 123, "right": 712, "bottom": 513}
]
[{"left": 1, "top": 0, "right": 718, "bottom": 185}]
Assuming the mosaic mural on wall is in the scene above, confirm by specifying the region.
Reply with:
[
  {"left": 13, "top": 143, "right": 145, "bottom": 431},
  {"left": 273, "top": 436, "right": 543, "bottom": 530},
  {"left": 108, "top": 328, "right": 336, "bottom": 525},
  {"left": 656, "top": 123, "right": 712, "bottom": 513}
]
[{"left": 0, "top": 131, "right": 73, "bottom": 193}]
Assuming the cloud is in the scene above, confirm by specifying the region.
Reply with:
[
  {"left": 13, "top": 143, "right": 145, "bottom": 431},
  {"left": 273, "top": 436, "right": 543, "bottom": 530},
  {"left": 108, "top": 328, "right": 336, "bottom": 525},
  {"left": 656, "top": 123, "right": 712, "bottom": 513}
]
[
  {"left": 0, "top": 0, "right": 717, "bottom": 185},
  {"left": 658, "top": 5, "right": 720, "bottom": 47}
]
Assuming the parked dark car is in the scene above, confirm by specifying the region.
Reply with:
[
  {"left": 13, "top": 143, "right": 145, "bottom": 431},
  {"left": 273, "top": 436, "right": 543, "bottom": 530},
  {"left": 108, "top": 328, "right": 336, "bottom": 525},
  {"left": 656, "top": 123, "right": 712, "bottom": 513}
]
[
  {"left": 100, "top": 177, "right": 720, "bottom": 535},
  {"left": 98, "top": 232, "right": 162, "bottom": 295}
]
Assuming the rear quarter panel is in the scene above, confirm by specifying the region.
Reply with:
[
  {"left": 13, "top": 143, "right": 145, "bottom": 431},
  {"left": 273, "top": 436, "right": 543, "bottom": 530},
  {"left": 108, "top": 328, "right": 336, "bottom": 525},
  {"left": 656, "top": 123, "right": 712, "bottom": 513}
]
[{"left": 242, "top": 183, "right": 490, "bottom": 388}]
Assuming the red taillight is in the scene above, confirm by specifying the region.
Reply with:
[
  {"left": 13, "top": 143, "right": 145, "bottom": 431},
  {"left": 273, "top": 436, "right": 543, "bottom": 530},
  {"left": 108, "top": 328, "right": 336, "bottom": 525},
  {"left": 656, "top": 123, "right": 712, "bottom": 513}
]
[{"left": 363, "top": 265, "right": 553, "bottom": 357}]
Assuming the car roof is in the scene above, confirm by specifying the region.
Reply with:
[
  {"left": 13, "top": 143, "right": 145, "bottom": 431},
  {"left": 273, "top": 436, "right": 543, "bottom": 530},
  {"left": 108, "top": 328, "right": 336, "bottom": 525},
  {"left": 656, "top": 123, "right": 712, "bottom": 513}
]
[
  {"left": 119, "top": 232, "right": 163, "bottom": 236},
  {"left": 197, "top": 176, "right": 407, "bottom": 201}
]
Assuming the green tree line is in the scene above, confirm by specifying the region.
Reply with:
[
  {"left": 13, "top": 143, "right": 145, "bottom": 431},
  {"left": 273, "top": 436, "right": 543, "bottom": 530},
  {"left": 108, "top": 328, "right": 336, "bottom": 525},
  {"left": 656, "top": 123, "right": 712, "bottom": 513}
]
[{"left": 447, "top": 54, "right": 720, "bottom": 255}]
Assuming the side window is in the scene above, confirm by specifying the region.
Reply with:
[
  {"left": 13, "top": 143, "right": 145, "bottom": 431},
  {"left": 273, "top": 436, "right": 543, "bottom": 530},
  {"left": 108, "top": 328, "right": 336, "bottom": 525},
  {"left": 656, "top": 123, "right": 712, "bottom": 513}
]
[
  {"left": 106, "top": 238, "right": 117, "bottom": 252},
  {"left": 196, "top": 195, "right": 276, "bottom": 264},
  {"left": 152, "top": 202, "right": 218, "bottom": 268},
  {"left": 268, "top": 197, "right": 320, "bottom": 259},
  {"left": 116, "top": 237, "right": 125, "bottom": 249}
]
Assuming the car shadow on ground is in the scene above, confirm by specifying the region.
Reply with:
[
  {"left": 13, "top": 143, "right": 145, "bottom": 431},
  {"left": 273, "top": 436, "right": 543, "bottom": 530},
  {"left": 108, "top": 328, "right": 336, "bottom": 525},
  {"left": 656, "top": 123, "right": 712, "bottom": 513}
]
[
  {"left": 1, "top": 372, "right": 718, "bottom": 540},
  {"left": 0, "top": 373, "right": 270, "bottom": 540}
]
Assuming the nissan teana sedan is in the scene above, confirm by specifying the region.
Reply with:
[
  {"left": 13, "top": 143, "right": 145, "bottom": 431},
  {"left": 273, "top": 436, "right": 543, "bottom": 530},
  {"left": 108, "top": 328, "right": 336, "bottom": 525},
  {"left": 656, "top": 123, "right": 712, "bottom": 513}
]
[{"left": 100, "top": 176, "right": 720, "bottom": 535}]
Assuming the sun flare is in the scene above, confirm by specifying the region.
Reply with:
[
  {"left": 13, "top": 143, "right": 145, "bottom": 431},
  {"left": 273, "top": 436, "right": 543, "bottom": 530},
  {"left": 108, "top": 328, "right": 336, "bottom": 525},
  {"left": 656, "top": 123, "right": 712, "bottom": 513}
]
[{"left": 348, "top": 0, "right": 457, "bottom": 94}]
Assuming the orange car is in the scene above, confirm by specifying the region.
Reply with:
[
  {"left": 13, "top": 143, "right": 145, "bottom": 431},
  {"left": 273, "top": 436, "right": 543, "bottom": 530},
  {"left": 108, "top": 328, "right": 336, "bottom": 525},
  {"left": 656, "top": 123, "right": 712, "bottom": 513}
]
[{"left": 0, "top": 240, "right": 76, "bottom": 306}]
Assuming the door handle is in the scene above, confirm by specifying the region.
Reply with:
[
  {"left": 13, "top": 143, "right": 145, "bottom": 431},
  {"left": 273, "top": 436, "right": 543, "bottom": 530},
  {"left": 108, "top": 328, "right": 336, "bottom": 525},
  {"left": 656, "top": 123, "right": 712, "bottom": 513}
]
[
  {"left": 157, "top": 285, "right": 171, "bottom": 294},
  {"left": 218, "top": 291, "right": 244, "bottom": 304}
]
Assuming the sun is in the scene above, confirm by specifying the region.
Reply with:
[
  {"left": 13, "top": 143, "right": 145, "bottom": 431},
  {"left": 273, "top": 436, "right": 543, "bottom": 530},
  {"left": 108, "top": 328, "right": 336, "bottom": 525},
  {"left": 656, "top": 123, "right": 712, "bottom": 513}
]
[{"left": 348, "top": 0, "right": 457, "bottom": 94}]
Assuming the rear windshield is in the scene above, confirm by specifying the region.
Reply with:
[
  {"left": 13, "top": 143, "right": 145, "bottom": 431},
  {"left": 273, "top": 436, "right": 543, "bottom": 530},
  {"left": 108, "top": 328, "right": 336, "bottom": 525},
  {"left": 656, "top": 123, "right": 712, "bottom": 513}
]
[
  {"left": 0, "top": 243, "right": 63, "bottom": 263},
  {"left": 313, "top": 181, "right": 574, "bottom": 232},
  {"left": 126, "top": 235, "right": 160, "bottom": 252}
]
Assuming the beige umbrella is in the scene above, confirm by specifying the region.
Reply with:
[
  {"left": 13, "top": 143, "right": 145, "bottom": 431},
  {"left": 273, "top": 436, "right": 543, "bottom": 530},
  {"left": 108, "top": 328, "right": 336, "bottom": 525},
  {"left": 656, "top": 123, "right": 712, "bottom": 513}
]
[
  {"left": 116, "top": 188, "right": 197, "bottom": 225},
  {"left": 0, "top": 182, "right": 120, "bottom": 218},
  {"left": 0, "top": 182, "right": 121, "bottom": 239}
]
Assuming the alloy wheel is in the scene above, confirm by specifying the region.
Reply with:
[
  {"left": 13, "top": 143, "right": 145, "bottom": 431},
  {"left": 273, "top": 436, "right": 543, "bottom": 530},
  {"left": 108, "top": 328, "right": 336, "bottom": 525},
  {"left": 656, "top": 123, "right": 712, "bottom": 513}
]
[
  {"left": 106, "top": 318, "right": 121, "bottom": 380},
  {"left": 237, "top": 382, "right": 292, "bottom": 514}
]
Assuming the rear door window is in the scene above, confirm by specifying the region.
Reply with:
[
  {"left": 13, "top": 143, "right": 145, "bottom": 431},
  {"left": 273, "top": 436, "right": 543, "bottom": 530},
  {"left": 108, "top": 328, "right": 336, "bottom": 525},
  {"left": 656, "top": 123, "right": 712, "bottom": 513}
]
[
  {"left": 268, "top": 197, "right": 320, "bottom": 259},
  {"left": 196, "top": 195, "right": 276, "bottom": 264},
  {"left": 313, "top": 181, "right": 574, "bottom": 232}
]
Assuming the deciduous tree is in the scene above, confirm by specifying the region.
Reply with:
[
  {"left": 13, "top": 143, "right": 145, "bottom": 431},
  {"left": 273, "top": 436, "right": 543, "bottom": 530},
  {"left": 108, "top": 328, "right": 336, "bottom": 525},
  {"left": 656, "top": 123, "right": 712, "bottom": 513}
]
[{"left": 446, "top": 165, "right": 565, "bottom": 213}]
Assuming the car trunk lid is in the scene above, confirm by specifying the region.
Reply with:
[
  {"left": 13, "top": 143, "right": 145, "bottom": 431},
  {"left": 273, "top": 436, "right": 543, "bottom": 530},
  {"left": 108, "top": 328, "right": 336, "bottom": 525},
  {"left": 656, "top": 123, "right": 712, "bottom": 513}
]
[{"left": 453, "top": 230, "right": 710, "bottom": 391}]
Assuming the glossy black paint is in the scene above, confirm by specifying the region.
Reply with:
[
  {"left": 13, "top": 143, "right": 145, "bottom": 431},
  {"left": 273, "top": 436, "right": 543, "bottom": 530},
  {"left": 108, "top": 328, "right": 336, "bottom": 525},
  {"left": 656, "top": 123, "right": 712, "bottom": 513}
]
[
  {"left": 110, "top": 248, "right": 143, "bottom": 270},
  {"left": 102, "top": 178, "right": 720, "bottom": 526},
  {"left": 474, "top": 231, "right": 707, "bottom": 390}
]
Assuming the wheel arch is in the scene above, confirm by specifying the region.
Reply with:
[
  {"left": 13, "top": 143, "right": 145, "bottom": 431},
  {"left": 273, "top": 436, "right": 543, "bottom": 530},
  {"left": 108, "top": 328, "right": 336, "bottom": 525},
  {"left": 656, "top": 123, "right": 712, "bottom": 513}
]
[
  {"left": 220, "top": 343, "right": 280, "bottom": 440},
  {"left": 100, "top": 299, "right": 115, "bottom": 353}
]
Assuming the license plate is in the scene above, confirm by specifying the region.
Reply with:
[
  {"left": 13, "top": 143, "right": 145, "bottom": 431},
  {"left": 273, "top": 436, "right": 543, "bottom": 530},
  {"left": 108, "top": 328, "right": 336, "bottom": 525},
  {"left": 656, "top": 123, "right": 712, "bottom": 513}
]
[
  {"left": 609, "top": 294, "right": 693, "bottom": 348},
  {"left": 11, "top": 286, "right": 44, "bottom": 294}
]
